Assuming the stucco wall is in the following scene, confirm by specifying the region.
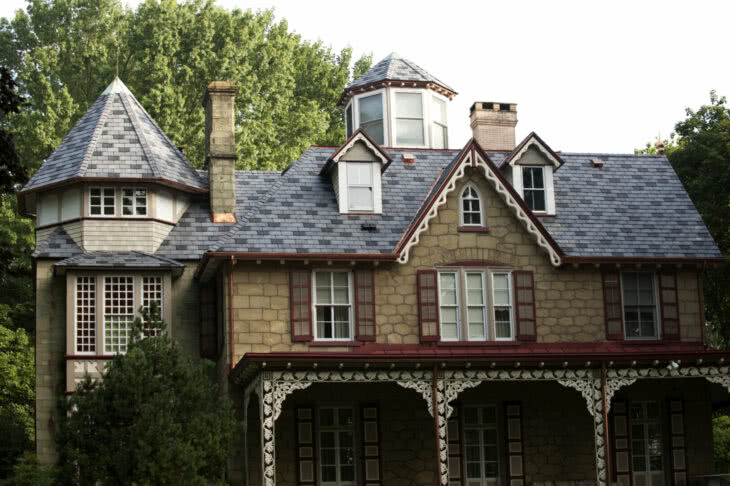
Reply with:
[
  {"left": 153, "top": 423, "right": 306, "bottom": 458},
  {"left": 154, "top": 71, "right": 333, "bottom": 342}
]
[{"left": 81, "top": 219, "right": 173, "bottom": 253}]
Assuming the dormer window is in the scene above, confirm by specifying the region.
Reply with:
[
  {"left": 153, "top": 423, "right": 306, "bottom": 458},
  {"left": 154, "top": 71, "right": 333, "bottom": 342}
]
[
  {"left": 522, "top": 167, "right": 546, "bottom": 212},
  {"left": 395, "top": 92, "right": 424, "bottom": 146},
  {"left": 347, "top": 163, "right": 374, "bottom": 212},
  {"left": 89, "top": 187, "right": 115, "bottom": 216},
  {"left": 358, "top": 93, "right": 384, "bottom": 145},
  {"left": 460, "top": 185, "right": 483, "bottom": 226},
  {"left": 122, "top": 188, "right": 148, "bottom": 216}
]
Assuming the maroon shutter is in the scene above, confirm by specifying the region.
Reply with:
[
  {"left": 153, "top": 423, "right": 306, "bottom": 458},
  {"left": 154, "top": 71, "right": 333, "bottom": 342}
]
[
  {"left": 360, "top": 404, "right": 382, "bottom": 486},
  {"left": 355, "top": 270, "right": 376, "bottom": 341},
  {"left": 659, "top": 272, "right": 680, "bottom": 340},
  {"left": 513, "top": 271, "right": 536, "bottom": 341},
  {"left": 603, "top": 270, "right": 624, "bottom": 340},
  {"left": 290, "top": 270, "right": 313, "bottom": 341},
  {"left": 668, "top": 399, "right": 687, "bottom": 486},
  {"left": 611, "top": 399, "right": 632, "bottom": 486},
  {"left": 505, "top": 402, "right": 525, "bottom": 486},
  {"left": 199, "top": 283, "right": 217, "bottom": 358},
  {"left": 417, "top": 270, "right": 440, "bottom": 342},
  {"left": 447, "top": 403, "right": 464, "bottom": 486},
  {"left": 295, "top": 406, "right": 316, "bottom": 486}
]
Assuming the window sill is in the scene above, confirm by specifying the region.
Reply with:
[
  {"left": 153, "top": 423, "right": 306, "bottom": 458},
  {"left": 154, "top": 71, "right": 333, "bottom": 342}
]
[
  {"left": 534, "top": 214, "right": 555, "bottom": 218},
  {"left": 308, "top": 341, "right": 362, "bottom": 347},
  {"left": 65, "top": 354, "right": 117, "bottom": 359},
  {"left": 457, "top": 226, "right": 490, "bottom": 233},
  {"left": 621, "top": 339, "right": 665, "bottom": 345},
  {"left": 436, "top": 341, "right": 521, "bottom": 347}
]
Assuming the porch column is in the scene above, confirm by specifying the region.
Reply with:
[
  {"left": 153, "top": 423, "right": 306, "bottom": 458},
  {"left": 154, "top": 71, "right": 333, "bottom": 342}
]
[{"left": 260, "top": 374, "right": 275, "bottom": 486}]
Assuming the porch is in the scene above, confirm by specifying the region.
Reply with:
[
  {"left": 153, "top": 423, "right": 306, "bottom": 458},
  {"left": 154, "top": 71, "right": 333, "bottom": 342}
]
[{"left": 233, "top": 363, "right": 730, "bottom": 486}]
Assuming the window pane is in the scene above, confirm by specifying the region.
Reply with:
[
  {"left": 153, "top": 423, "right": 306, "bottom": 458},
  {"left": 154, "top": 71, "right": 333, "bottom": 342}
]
[
  {"left": 360, "top": 94, "right": 383, "bottom": 123},
  {"left": 320, "top": 409, "right": 335, "bottom": 427},
  {"left": 432, "top": 97, "right": 446, "bottom": 124},
  {"left": 332, "top": 272, "right": 348, "bottom": 288},
  {"left": 349, "top": 187, "right": 373, "bottom": 210},
  {"left": 441, "top": 320, "right": 458, "bottom": 340},
  {"left": 466, "top": 273, "right": 484, "bottom": 304},
  {"left": 346, "top": 104, "right": 353, "bottom": 138},
  {"left": 396, "top": 119, "right": 424, "bottom": 145},
  {"left": 525, "top": 189, "right": 546, "bottom": 211},
  {"left": 432, "top": 124, "right": 446, "bottom": 149},
  {"left": 396, "top": 92, "right": 423, "bottom": 118},
  {"left": 361, "top": 120, "right": 384, "bottom": 145}
]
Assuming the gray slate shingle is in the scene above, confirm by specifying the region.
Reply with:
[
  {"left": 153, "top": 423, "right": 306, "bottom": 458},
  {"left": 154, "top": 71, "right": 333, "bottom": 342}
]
[
  {"left": 54, "top": 251, "right": 183, "bottom": 269},
  {"left": 22, "top": 78, "right": 206, "bottom": 193},
  {"left": 33, "top": 227, "right": 82, "bottom": 259},
  {"left": 346, "top": 53, "right": 455, "bottom": 93}
]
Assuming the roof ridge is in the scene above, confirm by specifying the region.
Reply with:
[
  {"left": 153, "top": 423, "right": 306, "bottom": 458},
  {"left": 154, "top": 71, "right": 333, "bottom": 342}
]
[
  {"left": 118, "top": 93, "right": 160, "bottom": 178},
  {"left": 77, "top": 93, "right": 115, "bottom": 178}
]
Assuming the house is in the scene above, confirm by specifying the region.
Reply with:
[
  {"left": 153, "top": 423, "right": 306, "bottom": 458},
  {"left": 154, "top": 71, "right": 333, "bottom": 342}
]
[{"left": 19, "top": 52, "right": 729, "bottom": 486}]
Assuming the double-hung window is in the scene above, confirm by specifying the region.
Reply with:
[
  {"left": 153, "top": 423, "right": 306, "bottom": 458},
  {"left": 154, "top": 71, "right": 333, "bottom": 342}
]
[
  {"left": 395, "top": 92, "right": 424, "bottom": 146},
  {"left": 622, "top": 272, "right": 659, "bottom": 339},
  {"left": 103, "top": 276, "right": 135, "bottom": 354},
  {"left": 359, "top": 93, "right": 384, "bottom": 145},
  {"left": 89, "top": 187, "right": 115, "bottom": 216},
  {"left": 630, "top": 401, "right": 664, "bottom": 486},
  {"left": 463, "top": 405, "right": 500, "bottom": 486},
  {"left": 122, "top": 188, "right": 148, "bottom": 216},
  {"left": 345, "top": 104, "right": 354, "bottom": 138},
  {"left": 314, "top": 271, "right": 352, "bottom": 340},
  {"left": 347, "top": 164, "right": 374, "bottom": 212},
  {"left": 432, "top": 97, "right": 448, "bottom": 149},
  {"left": 75, "top": 276, "right": 96, "bottom": 354},
  {"left": 460, "top": 185, "right": 483, "bottom": 226},
  {"left": 319, "top": 407, "right": 356, "bottom": 485},
  {"left": 522, "top": 167, "right": 546, "bottom": 212},
  {"left": 142, "top": 276, "right": 163, "bottom": 337},
  {"left": 438, "top": 269, "right": 514, "bottom": 342}
]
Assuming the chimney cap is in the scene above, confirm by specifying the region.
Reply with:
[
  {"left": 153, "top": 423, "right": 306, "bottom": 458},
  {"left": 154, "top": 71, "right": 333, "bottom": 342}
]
[
  {"left": 470, "top": 102, "right": 517, "bottom": 114},
  {"left": 590, "top": 159, "right": 604, "bottom": 168}
]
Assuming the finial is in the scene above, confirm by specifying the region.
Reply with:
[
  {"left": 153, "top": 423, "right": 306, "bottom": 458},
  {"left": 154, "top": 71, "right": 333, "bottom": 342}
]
[{"left": 655, "top": 132, "right": 665, "bottom": 155}]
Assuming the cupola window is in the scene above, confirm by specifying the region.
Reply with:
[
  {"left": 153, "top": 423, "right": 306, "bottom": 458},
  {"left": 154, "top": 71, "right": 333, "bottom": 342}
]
[
  {"left": 395, "top": 92, "right": 425, "bottom": 146},
  {"left": 89, "top": 187, "right": 116, "bottom": 216},
  {"left": 359, "top": 93, "right": 384, "bottom": 144},
  {"left": 431, "top": 97, "right": 448, "bottom": 149},
  {"left": 122, "top": 188, "right": 148, "bottom": 216},
  {"left": 345, "top": 104, "right": 353, "bottom": 138}
]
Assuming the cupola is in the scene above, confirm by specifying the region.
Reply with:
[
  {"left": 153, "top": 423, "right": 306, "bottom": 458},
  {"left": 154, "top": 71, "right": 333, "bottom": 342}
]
[{"left": 339, "top": 53, "right": 457, "bottom": 149}]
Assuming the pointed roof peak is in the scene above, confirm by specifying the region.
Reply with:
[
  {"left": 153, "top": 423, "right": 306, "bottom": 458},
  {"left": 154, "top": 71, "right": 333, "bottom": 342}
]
[{"left": 101, "top": 77, "right": 134, "bottom": 96}]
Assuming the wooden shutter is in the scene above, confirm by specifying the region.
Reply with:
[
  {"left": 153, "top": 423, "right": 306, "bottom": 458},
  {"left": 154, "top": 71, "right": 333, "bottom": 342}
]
[
  {"left": 360, "top": 404, "right": 382, "bottom": 486},
  {"left": 355, "top": 270, "right": 376, "bottom": 341},
  {"left": 659, "top": 272, "right": 680, "bottom": 340},
  {"left": 611, "top": 399, "right": 632, "bottom": 486},
  {"left": 602, "top": 270, "right": 624, "bottom": 340},
  {"left": 199, "top": 283, "right": 217, "bottom": 358},
  {"left": 504, "top": 402, "right": 525, "bottom": 486},
  {"left": 447, "top": 403, "right": 464, "bottom": 486},
  {"left": 668, "top": 399, "right": 687, "bottom": 486},
  {"left": 296, "top": 406, "right": 316, "bottom": 486},
  {"left": 290, "top": 271, "right": 313, "bottom": 341},
  {"left": 513, "top": 271, "right": 536, "bottom": 341},
  {"left": 417, "top": 270, "right": 440, "bottom": 342}
]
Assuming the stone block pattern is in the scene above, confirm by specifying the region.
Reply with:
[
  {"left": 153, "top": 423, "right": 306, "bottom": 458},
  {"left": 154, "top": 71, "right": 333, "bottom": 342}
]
[{"left": 81, "top": 219, "right": 173, "bottom": 253}]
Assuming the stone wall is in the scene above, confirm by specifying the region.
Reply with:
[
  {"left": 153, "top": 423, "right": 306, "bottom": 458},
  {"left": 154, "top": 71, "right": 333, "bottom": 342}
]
[{"left": 171, "top": 263, "right": 202, "bottom": 360}]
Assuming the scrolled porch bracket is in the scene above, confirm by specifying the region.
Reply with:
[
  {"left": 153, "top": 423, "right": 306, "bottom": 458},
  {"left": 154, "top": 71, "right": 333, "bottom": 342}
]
[
  {"left": 394, "top": 378, "right": 435, "bottom": 417},
  {"left": 260, "top": 374, "right": 276, "bottom": 486}
]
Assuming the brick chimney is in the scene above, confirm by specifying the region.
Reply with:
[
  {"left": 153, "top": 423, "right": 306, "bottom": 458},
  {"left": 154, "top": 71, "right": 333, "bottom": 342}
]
[
  {"left": 469, "top": 102, "right": 518, "bottom": 151},
  {"left": 204, "top": 81, "right": 237, "bottom": 223}
]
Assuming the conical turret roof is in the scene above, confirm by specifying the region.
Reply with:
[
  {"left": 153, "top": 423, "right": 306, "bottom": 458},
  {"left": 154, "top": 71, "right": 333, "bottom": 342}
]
[
  {"left": 345, "top": 52, "right": 456, "bottom": 93},
  {"left": 21, "top": 78, "right": 207, "bottom": 193}
]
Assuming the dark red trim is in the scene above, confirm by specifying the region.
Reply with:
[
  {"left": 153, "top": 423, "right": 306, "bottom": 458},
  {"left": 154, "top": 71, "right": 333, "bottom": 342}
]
[
  {"left": 442, "top": 260, "right": 511, "bottom": 268},
  {"left": 322, "top": 128, "right": 393, "bottom": 175},
  {"left": 514, "top": 270, "right": 537, "bottom": 341},
  {"left": 417, "top": 269, "right": 440, "bottom": 342},
  {"left": 500, "top": 131, "right": 564, "bottom": 169},
  {"left": 698, "top": 270, "right": 706, "bottom": 346},
  {"left": 602, "top": 270, "right": 624, "bottom": 340},
  {"left": 435, "top": 341, "right": 520, "bottom": 347},
  {"left": 339, "top": 79, "right": 457, "bottom": 106},
  {"left": 34, "top": 216, "right": 176, "bottom": 232},
  {"left": 354, "top": 269, "right": 376, "bottom": 342},
  {"left": 659, "top": 271, "right": 680, "bottom": 340},
  {"left": 19, "top": 176, "right": 208, "bottom": 197},
  {"left": 290, "top": 270, "right": 313, "bottom": 342},
  {"left": 456, "top": 226, "right": 489, "bottom": 233},
  {"left": 504, "top": 401, "right": 525, "bottom": 484},
  {"left": 308, "top": 341, "right": 361, "bottom": 347},
  {"left": 206, "top": 252, "right": 397, "bottom": 261}
]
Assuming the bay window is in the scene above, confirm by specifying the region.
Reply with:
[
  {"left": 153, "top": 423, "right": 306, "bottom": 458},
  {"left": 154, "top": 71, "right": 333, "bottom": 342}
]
[
  {"left": 438, "top": 268, "right": 514, "bottom": 342},
  {"left": 103, "top": 276, "right": 135, "bottom": 354},
  {"left": 75, "top": 276, "right": 96, "bottom": 354},
  {"left": 359, "top": 93, "right": 384, "bottom": 145},
  {"left": 432, "top": 96, "right": 448, "bottom": 149},
  {"left": 142, "top": 276, "right": 163, "bottom": 337},
  {"left": 395, "top": 92, "right": 424, "bottom": 146},
  {"left": 314, "top": 271, "right": 353, "bottom": 340}
]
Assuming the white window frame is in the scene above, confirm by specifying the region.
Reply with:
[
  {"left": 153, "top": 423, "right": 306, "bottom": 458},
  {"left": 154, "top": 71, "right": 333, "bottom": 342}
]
[
  {"left": 102, "top": 275, "right": 135, "bottom": 355},
  {"left": 312, "top": 270, "right": 354, "bottom": 342},
  {"left": 512, "top": 165, "right": 555, "bottom": 215},
  {"left": 459, "top": 184, "right": 484, "bottom": 227},
  {"left": 391, "top": 88, "right": 427, "bottom": 148},
  {"left": 121, "top": 187, "right": 148, "bottom": 217},
  {"left": 491, "top": 272, "right": 515, "bottom": 341},
  {"left": 462, "top": 404, "right": 501, "bottom": 485},
  {"left": 431, "top": 95, "right": 449, "bottom": 149},
  {"left": 74, "top": 275, "right": 97, "bottom": 355},
  {"left": 438, "top": 271, "right": 461, "bottom": 342},
  {"left": 346, "top": 163, "right": 374, "bottom": 212},
  {"left": 521, "top": 166, "right": 547, "bottom": 213},
  {"left": 142, "top": 276, "right": 164, "bottom": 337},
  {"left": 354, "top": 89, "right": 388, "bottom": 146},
  {"left": 88, "top": 186, "right": 116, "bottom": 217},
  {"left": 621, "top": 272, "right": 661, "bottom": 340},
  {"left": 345, "top": 102, "right": 354, "bottom": 139},
  {"left": 317, "top": 406, "right": 357, "bottom": 486},
  {"left": 465, "top": 271, "right": 488, "bottom": 341}
]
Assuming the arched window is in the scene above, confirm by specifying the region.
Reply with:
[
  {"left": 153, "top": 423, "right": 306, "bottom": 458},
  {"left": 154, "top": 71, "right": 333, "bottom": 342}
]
[{"left": 460, "top": 184, "right": 483, "bottom": 226}]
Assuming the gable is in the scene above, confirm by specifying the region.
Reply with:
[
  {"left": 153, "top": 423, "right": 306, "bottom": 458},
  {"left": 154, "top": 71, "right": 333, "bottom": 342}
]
[
  {"left": 396, "top": 143, "right": 563, "bottom": 267},
  {"left": 513, "top": 145, "right": 552, "bottom": 166},
  {"left": 339, "top": 140, "right": 380, "bottom": 162},
  {"left": 503, "top": 132, "right": 562, "bottom": 169}
]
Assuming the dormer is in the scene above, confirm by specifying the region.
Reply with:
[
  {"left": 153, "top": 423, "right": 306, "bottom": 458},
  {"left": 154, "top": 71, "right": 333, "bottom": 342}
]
[
  {"left": 339, "top": 53, "right": 457, "bottom": 149},
  {"left": 501, "top": 132, "right": 563, "bottom": 216},
  {"left": 321, "top": 130, "right": 391, "bottom": 214}
]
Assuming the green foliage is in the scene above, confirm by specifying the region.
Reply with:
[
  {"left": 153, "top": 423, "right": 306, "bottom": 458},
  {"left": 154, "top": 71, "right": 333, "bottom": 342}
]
[
  {"left": 0, "top": 0, "right": 371, "bottom": 172},
  {"left": 0, "top": 196, "right": 34, "bottom": 334},
  {"left": 0, "top": 453, "right": 55, "bottom": 486},
  {"left": 634, "top": 134, "right": 679, "bottom": 157},
  {"left": 0, "top": 66, "right": 27, "bottom": 193},
  {"left": 0, "top": 326, "right": 35, "bottom": 478},
  {"left": 714, "top": 414, "right": 730, "bottom": 473},
  {"left": 57, "top": 304, "right": 236, "bottom": 485}
]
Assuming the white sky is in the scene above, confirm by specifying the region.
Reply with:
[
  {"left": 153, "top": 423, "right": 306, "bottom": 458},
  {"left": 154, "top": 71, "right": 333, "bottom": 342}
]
[{"left": 2, "top": 0, "right": 729, "bottom": 153}]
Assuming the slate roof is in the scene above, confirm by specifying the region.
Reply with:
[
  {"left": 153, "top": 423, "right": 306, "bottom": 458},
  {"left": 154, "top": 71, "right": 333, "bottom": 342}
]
[
  {"left": 54, "top": 251, "right": 183, "bottom": 269},
  {"left": 21, "top": 78, "right": 206, "bottom": 193},
  {"left": 540, "top": 153, "right": 722, "bottom": 259},
  {"left": 33, "top": 227, "right": 82, "bottom": 259},
  {"left": 346, "top": 53, "right": 455, "bottom": 93}
]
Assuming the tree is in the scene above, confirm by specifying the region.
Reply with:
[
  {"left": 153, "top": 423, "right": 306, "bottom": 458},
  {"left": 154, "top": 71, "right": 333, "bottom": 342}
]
[
  {"left": 714, "top": 414, "right": 730, "bottom": 472},
  {"left": 0, "top": 0, "right": 372, "bottom": 172},
  {"left": 0, "top": 326, "right": 35, "bottom": 478},
  {"left": 57, "top": 305, "right": 236, "bottom": 485}
]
